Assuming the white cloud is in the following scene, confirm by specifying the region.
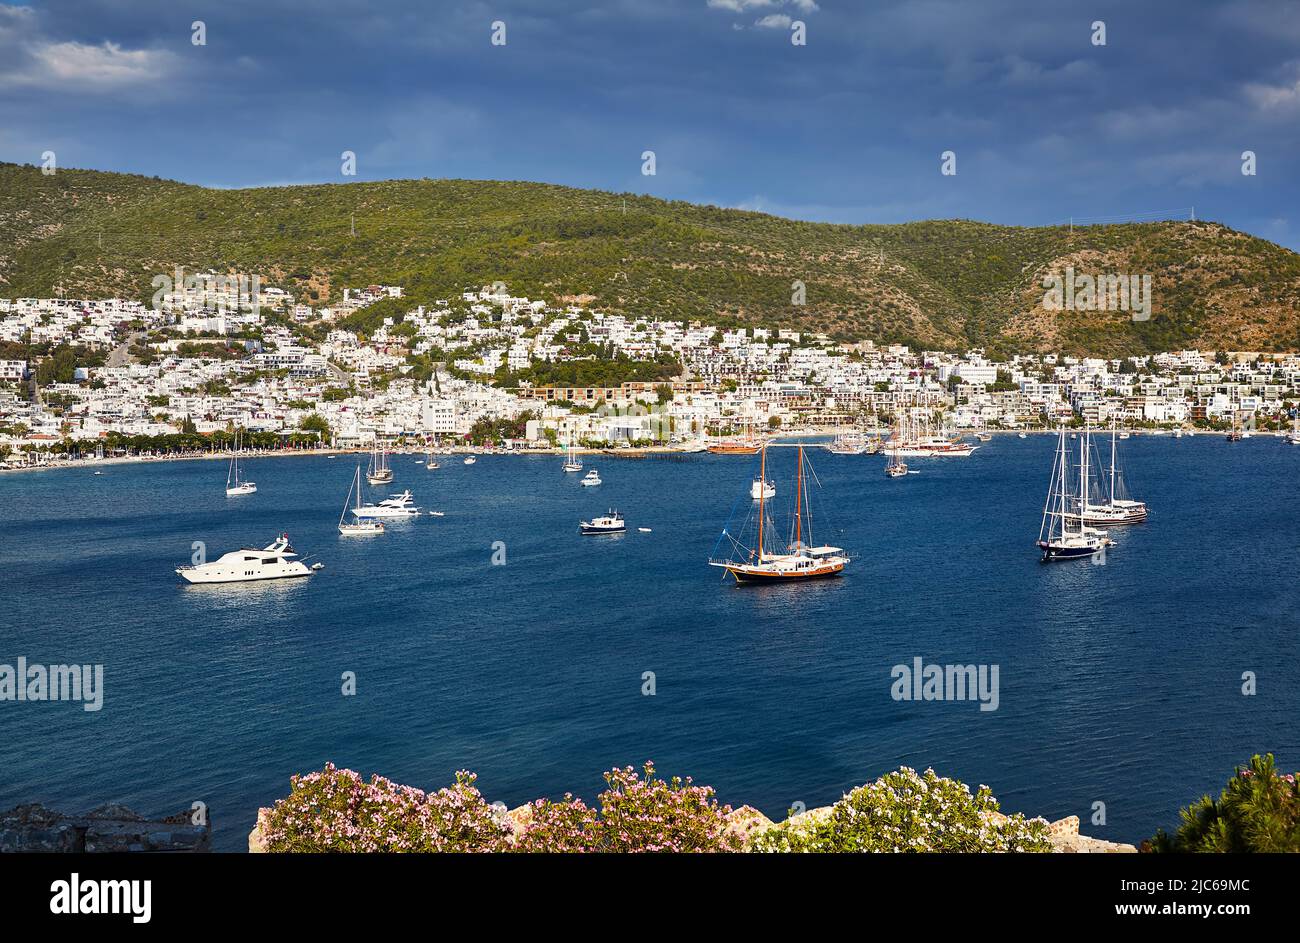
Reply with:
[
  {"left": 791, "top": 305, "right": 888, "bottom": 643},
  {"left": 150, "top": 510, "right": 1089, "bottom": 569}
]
[
  {"left": 755, "top": 14, "right": 792, "bottom": 28},
  {"left": 1243, "top": 64, "right": 1300, "bottom": 111},
  {"left": 707, "top": 0, "right": 777, "bottom": 11},
  {"left": 30, "top": 41, "right": 172, "bottom": 86},
  {"left": 0, "top": 4, "right": 174, "bottom": 91}
]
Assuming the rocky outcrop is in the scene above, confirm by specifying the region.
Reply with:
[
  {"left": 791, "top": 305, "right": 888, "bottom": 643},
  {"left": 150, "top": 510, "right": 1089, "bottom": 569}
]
[{"left": 1, "top": 802, "right": 211, "bottom": 852}]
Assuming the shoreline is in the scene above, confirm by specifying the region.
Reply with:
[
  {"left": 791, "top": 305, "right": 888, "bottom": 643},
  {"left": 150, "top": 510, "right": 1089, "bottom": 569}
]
[{"left": 0, "top": 426, "right": 1267, "bottom": 476}]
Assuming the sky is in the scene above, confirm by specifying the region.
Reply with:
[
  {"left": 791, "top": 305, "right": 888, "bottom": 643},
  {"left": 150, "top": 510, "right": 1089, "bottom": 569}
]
[{"left": 2, "top": 0, "right": 1299, "bottom": 248}]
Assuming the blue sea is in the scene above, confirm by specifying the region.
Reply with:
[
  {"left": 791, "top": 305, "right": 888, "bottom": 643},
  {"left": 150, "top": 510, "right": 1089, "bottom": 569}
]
[{"left": 1, "top": 436, "right": 1296, "bottom": 850}]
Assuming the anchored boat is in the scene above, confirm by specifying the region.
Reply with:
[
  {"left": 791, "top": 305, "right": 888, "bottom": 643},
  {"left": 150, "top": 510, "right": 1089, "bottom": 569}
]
[
  {"left": 366, "top": 440, "right": 394, "bottom": 484},
  {"left": 580, "top": 510, "right": 626, "bottom": 534},
  {"left": 1065, "top": 421, "right": 1147, "bottom": 526},
  {"left": 176, "top": 533, "right": 313, "bottom": 584},
  {"left": 339, "top": 466, "right": 385, "bottom": 535},
  {"left": 225, "top": 430, "right": 257, "bottom": 496},
  {"left": 1037, "top": 426, "right": 1114, "bottom": 562},
  {"left": 709, "top": 443, "right": 849, "bottom": 583}
]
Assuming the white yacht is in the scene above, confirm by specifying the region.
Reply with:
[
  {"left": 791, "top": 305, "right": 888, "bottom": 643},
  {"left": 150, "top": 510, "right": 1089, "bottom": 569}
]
[
  {"left": 176, "top": 534, "right": 313, "bottom": 584},
  {"left": 463, "top": 455, "right": 477, "bottom": 465},
  {"left": 750, "top": 477, "right": 776, "bottom": 500},
  {"left": 581, "top": 469, "right": 602, "bottom": 486},
  {"left": 580, "top": 510, "right": 626, "bottom": 534},
  {"left": 353, "top": 489, "right": 422, "bottom": 519}
]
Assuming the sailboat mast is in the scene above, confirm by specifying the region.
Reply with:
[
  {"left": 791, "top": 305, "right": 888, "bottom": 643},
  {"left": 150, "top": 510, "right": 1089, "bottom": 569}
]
[
  {"left": 757, "top": 445, "right": 766, "bottom": 560},
  {"left": 1109, "top": 419, "right": 1118, "bottom": 509},
  {"left": 1078, "top": 428, "right": 1087, "bottom": 534},
  {"left": 795, "top": 444, "right": 804, "bottom": 547}
]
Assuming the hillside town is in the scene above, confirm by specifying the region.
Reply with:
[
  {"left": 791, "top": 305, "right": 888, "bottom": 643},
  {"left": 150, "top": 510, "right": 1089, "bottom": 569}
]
[{"left": 1, "top": 276, "right": 1296, "bottom": 467}]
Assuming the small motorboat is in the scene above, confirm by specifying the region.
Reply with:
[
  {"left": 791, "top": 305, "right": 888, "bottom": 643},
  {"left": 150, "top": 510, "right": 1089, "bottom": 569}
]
[
  {"left": 580, "top": 511, "right": 626, "bottom": 534},
  {"left": 581, "top": 469, "right": 602, "bottom": 487},
  {"left": 464, "top": 456, "right": 477, "bottom": 465}
]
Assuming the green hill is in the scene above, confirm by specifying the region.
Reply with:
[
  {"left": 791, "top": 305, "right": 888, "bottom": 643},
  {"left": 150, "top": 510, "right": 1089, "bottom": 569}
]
[{"left": 3, "top": 161, "right": 1298, "bottom": 355}]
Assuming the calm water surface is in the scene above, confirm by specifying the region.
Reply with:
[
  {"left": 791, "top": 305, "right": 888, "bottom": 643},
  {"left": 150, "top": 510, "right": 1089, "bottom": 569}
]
[{"left": 1, "top": 436, "right": 1296, "bottom": 849}]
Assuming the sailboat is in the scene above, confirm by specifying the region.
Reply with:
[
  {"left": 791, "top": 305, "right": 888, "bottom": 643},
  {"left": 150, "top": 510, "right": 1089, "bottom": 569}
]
[
  {"left": 562, "top": 433, "right": 583, "bottom": 473},
  {"left": 1037, "top": 426, "right": 1114, "bottom": 561},
  {"left": 1226, "top": 411, "right": 1244, "bottom": 442},
  {"left": 225, "top": 430, "right": 257, "bottom": 496},
  {"left": 366, "top": 440, "right": 394, "bottom": 484},
  {"left": 707, "top": 419, "right": 763, "bottom": 454},
  {"left": 425, "top": 444, "right": 440, "bottom": 470},
  {"left": 709, "top": 444, "right": 850, "bottom": 583},
  {"left": 885, "top": 415, "right": 909, "bottom": 478},
  {"left": 339, "top": 467, "right": 385, "bottom": 535},
  {"left": 1068, "top": 421, "right": 1147, "bottom": 525}
]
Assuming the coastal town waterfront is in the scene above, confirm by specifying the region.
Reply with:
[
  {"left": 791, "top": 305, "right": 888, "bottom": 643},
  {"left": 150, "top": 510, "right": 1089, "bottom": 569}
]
[{"left": 4, "top": 283, "right": 1299, "bottom": 474}]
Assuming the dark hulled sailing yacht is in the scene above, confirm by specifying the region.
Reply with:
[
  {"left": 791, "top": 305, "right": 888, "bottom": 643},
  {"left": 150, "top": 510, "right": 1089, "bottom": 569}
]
[{"left": 1037, "top": 426, "right": 1114, "bottom": 562}]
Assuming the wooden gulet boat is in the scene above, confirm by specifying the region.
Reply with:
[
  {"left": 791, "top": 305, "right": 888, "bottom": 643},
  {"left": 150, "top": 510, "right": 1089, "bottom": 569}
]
[{"left": 709, "top": 443, "right": 850, "bottom": 583}]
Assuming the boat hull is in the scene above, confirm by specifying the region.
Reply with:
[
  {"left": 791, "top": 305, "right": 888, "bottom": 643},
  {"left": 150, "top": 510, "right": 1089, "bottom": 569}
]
[
  {"left": 723, "top": 561, "right": 846, "bottom": 583},
  {"left": 580, "top": 524, "right": 625, "bottom": 534},
  {"left": 1036, "top": 540, "right": 1105, "bottom": 561},
  {"left": 177, "top": 563, "right": 311, "bottom": 584}
]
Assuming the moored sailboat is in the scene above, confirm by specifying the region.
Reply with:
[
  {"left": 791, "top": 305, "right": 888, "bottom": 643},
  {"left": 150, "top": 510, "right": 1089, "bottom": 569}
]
[
  {"left": 225, "top": 430, "right": 257, "bottom": 496},
  {"left": 709, "top": 444, "right": 849, "bottom": 583},
  {"left": 1037, "top": 426, "right": 1114, "bottom": 561},
  {"left": 366, "top": 440, "right": 394, "bottom": 484},
  {"left": 1066, "top": 421, "right": 1147, "bottom": 525},
  {"left": 339, "top": 466, "right": 385, "bottom": 535}
]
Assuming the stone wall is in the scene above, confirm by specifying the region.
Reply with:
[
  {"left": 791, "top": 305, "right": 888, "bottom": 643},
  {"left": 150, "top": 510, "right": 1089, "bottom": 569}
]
[{"left": 0, "top": 803, "right": 211, "bottom": 853}]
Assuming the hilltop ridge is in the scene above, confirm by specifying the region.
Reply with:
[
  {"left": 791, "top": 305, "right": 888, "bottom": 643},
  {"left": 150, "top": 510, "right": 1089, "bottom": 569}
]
[{"left": 3, "top": 162, "right": 1299, "bottom": 355}]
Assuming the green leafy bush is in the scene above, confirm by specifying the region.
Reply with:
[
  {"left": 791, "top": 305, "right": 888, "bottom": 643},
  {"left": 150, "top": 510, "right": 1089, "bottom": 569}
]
[
  {"left": 749, "top": 766, "right": 1053, "bottom": 853},
  {"left": 1147, "top": 753, "right": 1300, "bottom": 853}
]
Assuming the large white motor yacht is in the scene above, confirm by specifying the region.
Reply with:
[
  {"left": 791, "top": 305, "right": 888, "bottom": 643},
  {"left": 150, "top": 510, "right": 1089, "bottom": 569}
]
[
  {"left": 176, "top": 534, "right": 313, "bottom": 584},
  {"left": 353, "top": 489, "right": 423, "bottom": 518}
]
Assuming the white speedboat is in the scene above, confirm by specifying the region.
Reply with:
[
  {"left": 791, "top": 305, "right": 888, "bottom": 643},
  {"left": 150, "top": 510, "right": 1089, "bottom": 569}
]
[
  {"left": 463, "top": 456, "right": 477, "bottom": 465},
  {"left": 176, "top": 534, "right": 313, "bottom": 584},
  {"left": 353, "top": 489, "right": 422, "bottom": 519},
  {"left": 751, "top": 477, "right": 776, "bottom": 500},
  {"left": 1018, "top": 432, "right": 1028, "bottom": 439},
  {"left": 581, "top": 469, "right": 602, "bottom": 486},
  {"left": 580, "top": 510, "right": 626, "bottom": 534},
  {"left": 339, "top": 466, "right": 385, "bottom": 535}
]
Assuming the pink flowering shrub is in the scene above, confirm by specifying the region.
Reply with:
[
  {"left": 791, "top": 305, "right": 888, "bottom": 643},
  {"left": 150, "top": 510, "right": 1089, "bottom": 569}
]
[
  {"left": 749, "top": 766, "right": 1053, "bottom": 853},
  {"left": 263, "top": 760, "right": 741, "bottom": 853},
  {"left": 586, "top": 762, "right": 742, "bottom": 852},
  {"left": 261, "top": 763, "right": 510, "bottom": 852},
  {"left": 510, "top": 794, "right": 601, "bottom": 852}
]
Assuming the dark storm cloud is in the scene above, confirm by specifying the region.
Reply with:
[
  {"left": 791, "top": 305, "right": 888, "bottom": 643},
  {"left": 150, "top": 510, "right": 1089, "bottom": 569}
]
[{"left": 2, "top": 0, "right": 1298, "bottom": 247}]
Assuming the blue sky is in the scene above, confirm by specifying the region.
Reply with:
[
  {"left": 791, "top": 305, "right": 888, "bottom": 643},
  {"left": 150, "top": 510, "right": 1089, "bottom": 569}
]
[{"left": 2, "top": 0, "right": 1299, "bottom": 248}]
